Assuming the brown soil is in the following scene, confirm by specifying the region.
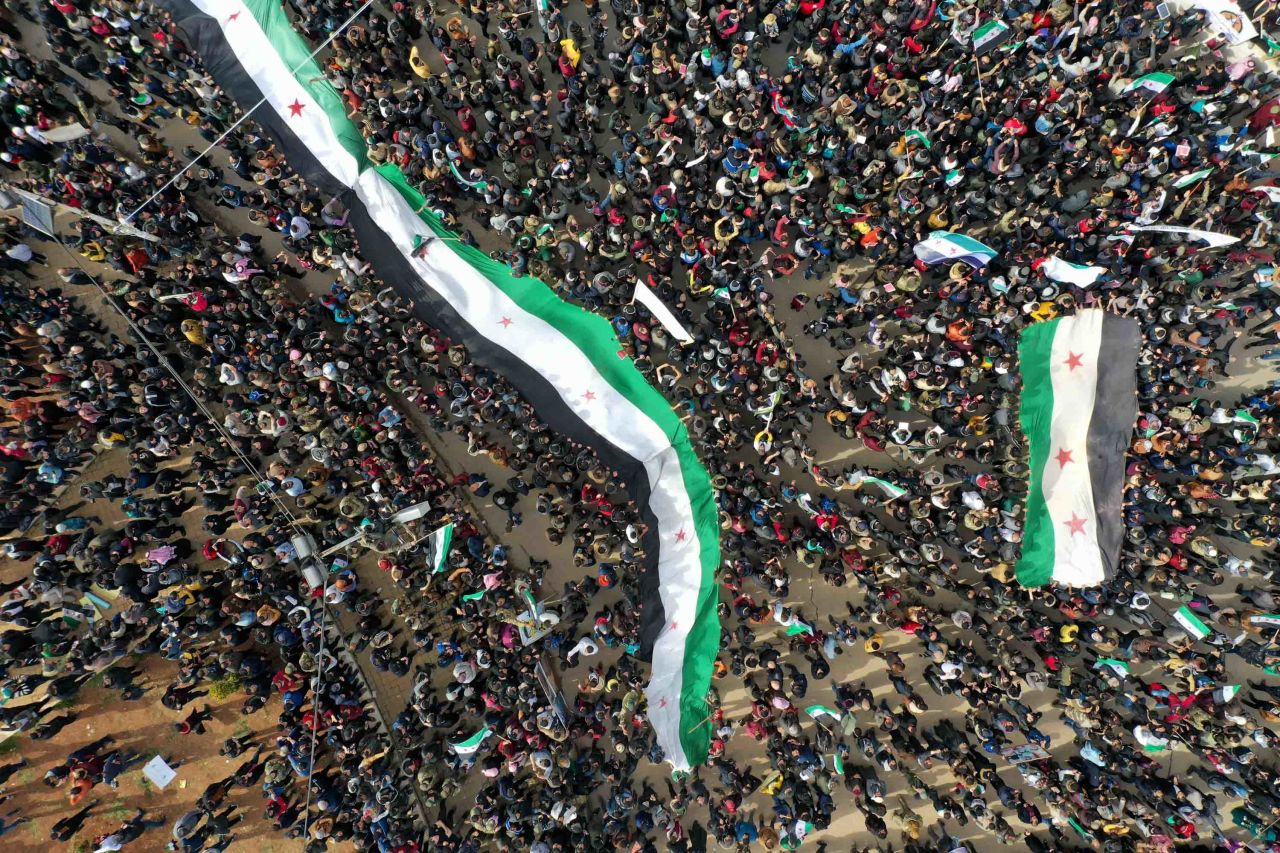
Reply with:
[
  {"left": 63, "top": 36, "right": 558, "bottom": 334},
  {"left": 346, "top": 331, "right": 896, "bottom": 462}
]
[{"left": 0, "top": 653, "right": 299, "bottom": 853}]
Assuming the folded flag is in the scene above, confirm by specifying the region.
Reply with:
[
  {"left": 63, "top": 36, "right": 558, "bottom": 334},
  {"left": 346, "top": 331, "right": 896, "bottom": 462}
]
[
  {"left": 1040, "top": 256, "right": 1107, "bottom": 288},
  {"left": 805, "top": 704, "right": 844, "bottom": 722},
  {"left": 972, "top": 19, "right": 1011, "bottom": 54},
  {"left": 449, "top": 161, "right": 488, "bottom": 192},
  {"left": 1174, "top": 605, "right": 1212, "bottom": 641},
  {"left": 1094, "top": 658, "right": 1131, "bottom": 679},
  {"left": 1172, "top": 167, "right": 1214, "bottom": 188},
  {"left": 426, "top": 522, "right": 454, "bottom": 574},
  {"left": 1126, "top": 72, "right": 1176, "bottom": 94},
  {"left": 785, "top": 622, "right": 814, "bottom": 636},
  {"left": 1124, "top": 224, "right": 1239, "bottom": 248},
  {"left": 633, "top": 279, "right": 694, "bottom": 344},
  {"left": 1016, "top": 310, "right": 1140, "bottom": 587},
  {"left": 912, "top": 230, "right": 998, "bottom": 268},
  {"left": 849, "top": 474, "right": 908, "bottom": 500},
  {"left": 1215, "top": 684, "right": 1242, "bottom": 703},
  {"left": 450, "top": 726, "right": 492, "bottom": 756}
]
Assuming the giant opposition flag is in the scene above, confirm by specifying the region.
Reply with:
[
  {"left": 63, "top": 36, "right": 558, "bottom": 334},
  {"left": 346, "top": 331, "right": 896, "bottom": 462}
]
[
  {"left": 1016, "top": 310, "right": 1139, "bottom": 587},
  {"left": 160, "top": 0, "right": 720, "bottom": 769}
]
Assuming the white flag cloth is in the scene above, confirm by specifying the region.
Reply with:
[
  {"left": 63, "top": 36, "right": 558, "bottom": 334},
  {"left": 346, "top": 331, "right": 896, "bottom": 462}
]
[
  {"left": 1123, "top": 225, "right": 1240, "bottom": 248},
  {"left": 633, "top": 279, "right": 694, "bottom": 344},
  {"left": 1041, "top": 256, "right": 1107, "bottom": 288}
]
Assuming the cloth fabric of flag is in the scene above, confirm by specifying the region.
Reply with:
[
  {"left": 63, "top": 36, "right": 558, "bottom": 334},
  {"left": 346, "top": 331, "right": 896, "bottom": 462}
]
[
  {"left": 450, "top": 726, "right": 492, "bottom": 756},
  {"left": 805, "top": 705, "right": 844, "bottom": 722},
  {"left": 1016, "top": 310, "right": 1140, "bottom": 587},
  {"left": 1040, "top": 256, "right": 1107, "bottom": 288},
  {"left": 971, "top": 19, "right": 1011, "bottom": 54},
  {"left": 425, "top": 522, "right": 454, "bottom": 574},
  {"left": 846, "top": 473, "right": 908, "bottom": 499},
  {"left": 1171, "top": 167, "right": 1214, "bottom": 188},
  {"left": 633, "top": 279, "right": 694, "bottom": 343},
  {"left": 1094, "top": 658, "right": 1131, "bottom": 678},
  {"left": 1174, "top": 605, "right": 1212, "bottom": 640},
  {"left": 904, "top": 129, "right": 931, "bottom": 148},
  {"left": 449, "top": 161, "right": 488, "bottom": 192},
  {"left": 1123, "top": 224, "right": 1239, "bottom": 248},
  {"left": 912, "top": 231, "right": 998, "bottom": 268},
  {"left": 161, "top": 0, "right": 721, "bottom": 771},
  {"left": 1126, "top": 72, "right": 1175, "bottom": 94}
]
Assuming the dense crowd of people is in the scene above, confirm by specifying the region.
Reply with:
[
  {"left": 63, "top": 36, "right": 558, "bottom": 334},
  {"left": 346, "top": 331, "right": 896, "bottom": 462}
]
[{"left": 1, "top": 0, "right": 1280, "bottom": 850}]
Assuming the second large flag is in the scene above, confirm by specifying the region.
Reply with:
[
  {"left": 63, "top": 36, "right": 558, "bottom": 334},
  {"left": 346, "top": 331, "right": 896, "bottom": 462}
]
[{"left": 1016, "top": 310, "right": 1139, "bottom": 587}]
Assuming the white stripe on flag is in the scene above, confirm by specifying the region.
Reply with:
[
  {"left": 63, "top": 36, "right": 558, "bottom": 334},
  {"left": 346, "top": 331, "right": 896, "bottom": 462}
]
[
  {"left": 1043, "top": 312, "right": 1106, "bottom": 585},
  {"left": 633, "top": 280, "right": 694, "bottom": 343}
]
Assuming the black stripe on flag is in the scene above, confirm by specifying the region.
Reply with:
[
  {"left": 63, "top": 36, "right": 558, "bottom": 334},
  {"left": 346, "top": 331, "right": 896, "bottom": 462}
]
[
  {"left": 1086, "top": 314, "right": 1140, "bottom": 582},
  {"left": 159, "top": 0, "right": 673, "bottom": 660}
]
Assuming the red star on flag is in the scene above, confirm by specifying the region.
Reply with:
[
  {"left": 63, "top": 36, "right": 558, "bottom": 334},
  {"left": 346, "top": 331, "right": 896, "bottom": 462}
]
[
  {"left": 497, "top": 317, "right": 512, "bottom": 328},
  {"left": 287, "top": 100, "right": 305, "bottom": 118},
  {"left": 675, "top": 529, "right": 687, "bottom": 542},
  {"left": 583, "top": 390, "right": 596, "bottom": 402},
  {"left": 228, "top": 11, "right": 240, "bottom": 20},
  {"left": 1064, "top": 351, "right": 1083, "bottom": 371},
  {"left": 658, "top": 697, "right": 669, "bottom": 708},
  {"left": 669, "top": 621, "right": 679, "bottom": 630},
  {"left": 1055, "top": 448, "right": 1074, "bottom": 469},
  {"left": 1063, "top": 513, "right": 1087, "bottom": 535}
]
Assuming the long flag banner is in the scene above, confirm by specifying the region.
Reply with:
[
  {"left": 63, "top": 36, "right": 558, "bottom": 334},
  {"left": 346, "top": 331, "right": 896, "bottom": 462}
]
[
  {"left": 1016, "top": 310, "right": 1139, "bottom": 587},
  {"left": 160, "top": 0, "right": 720, "bottom": 770},
  {"left": 426, "top": 522, "right": 454, "bottom": 574}
]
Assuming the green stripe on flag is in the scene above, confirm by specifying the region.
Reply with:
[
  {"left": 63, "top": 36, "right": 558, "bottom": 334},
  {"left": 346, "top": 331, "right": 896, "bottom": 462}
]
[{"left": 1015, "top": 317, "right": 1058, "bottom": 586}]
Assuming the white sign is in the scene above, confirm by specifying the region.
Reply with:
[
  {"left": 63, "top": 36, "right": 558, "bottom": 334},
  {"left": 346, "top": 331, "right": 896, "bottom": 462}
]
[{"left": 142, "top": 755, "right": 177, "bottom": 789}]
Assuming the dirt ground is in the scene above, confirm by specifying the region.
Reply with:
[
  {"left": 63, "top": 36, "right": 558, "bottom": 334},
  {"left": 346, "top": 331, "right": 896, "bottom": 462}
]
[{"left": 0, "top": 653, "right": 290, "bottom": 853}]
